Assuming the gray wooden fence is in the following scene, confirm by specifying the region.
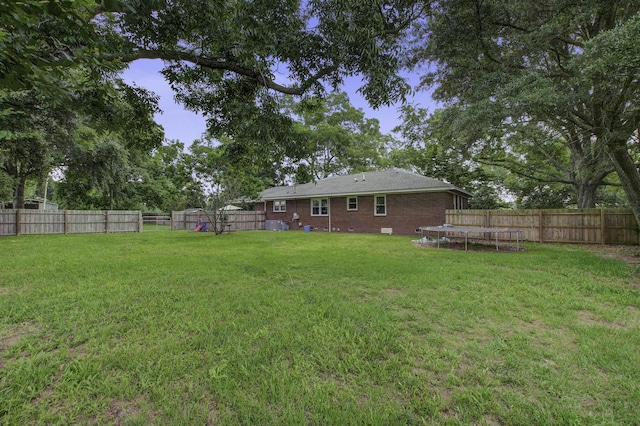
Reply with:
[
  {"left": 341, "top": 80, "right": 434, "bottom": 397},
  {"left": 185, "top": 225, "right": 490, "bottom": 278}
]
[
  {"left": 445, "top": 208, "right": 638, "bottom": 245},
  {"left": 171, "top": 210, "right": 266, "bottom": 232},
  {"left": 0, "top": 209, "right": 142, "bottom": 236},
  {"left": 142, "top": 212, "right": 171, "bottom": 226}
]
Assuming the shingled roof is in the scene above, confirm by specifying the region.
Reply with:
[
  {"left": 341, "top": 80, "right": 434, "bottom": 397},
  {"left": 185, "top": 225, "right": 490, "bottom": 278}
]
[{"left": 260, "top": 169, "right": 471, "bottom": 200}]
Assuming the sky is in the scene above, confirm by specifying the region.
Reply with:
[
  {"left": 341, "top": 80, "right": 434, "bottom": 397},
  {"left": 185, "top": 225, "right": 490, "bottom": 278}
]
[{"left": 120, "top": 60, "right": 437, "bottom": 146}]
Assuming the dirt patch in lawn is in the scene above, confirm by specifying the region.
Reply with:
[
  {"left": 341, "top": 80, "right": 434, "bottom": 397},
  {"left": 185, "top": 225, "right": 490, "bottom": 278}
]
[
  {"left": 581, "top": 244, "right": 640, "bottom": 271},
  {"left": 0, "top": 322, "right": 41, "bottom": 369}
]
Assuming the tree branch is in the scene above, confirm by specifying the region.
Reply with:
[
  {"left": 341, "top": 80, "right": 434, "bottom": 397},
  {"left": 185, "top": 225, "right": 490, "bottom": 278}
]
[
  {"left": 475, "top": 155, "right": 574, "bottom": 185},
  {"left": 105, "top": 49, "right": 339, "bottom": 95}
]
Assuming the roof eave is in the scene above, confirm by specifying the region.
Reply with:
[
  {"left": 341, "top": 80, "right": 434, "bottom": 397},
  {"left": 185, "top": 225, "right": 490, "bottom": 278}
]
[{"left": 261, "top": 187, "right": 471, "bottom": 201}]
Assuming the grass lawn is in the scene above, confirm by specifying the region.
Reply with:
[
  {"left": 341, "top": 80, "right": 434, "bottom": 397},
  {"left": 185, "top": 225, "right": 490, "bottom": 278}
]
[
  {"left": 1, "top": 231, "right": 639, "bottom": 425},
  {"left": 142, "top": 223, "right": 172, "bottom": 232}
]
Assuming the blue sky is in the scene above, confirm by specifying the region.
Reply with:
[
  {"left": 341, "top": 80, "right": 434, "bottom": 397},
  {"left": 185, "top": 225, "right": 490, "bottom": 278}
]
[{"left": 120, "top": 59, "right": 436, "bottom": 145}]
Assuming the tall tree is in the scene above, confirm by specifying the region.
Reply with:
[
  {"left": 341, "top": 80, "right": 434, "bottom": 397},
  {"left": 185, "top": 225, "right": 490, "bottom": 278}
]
[
  {"left": 1, "top": 73, "right": 162, "bottom": 208},
  {"left": 142, "top": 141, "right": 206, "bottom": 211},
  {"left": 0, "top": 90, "right": 76, "bottom": 208},
  {"left": 189, "top": 137, "right": 264, "bottom": 234},
  {"left": 57, "top": 130, "right": 132, "bottom": 210},
  {"left": 282, "top": 92, "right": 391, "bottom": 181},
  {"left": 3, "top": 1, "right": 427, "bottom": 210},
  {"left": 0, "top": 169, "right": 12, "bottom": 203},
  {"left": 431, "top": 104, "right": 617, "bottom": 208},
  {"left": 389, "top": 106, "right": 508, "bottom": 208},
  {"left": 408, "top": 0, "right": 640, "bottom": 223}
]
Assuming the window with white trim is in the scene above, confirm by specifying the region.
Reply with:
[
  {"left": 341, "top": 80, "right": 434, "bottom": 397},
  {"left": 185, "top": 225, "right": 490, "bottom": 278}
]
[
  {"left": 347, "top": 196, "right": 358, "bottom": 211},
  {"left": 273, "top": 200, "right": 286, "bottom": 212},
  {"left": 311, "top": 198, "right": 328, "bottom": 216},
  {"left": 374, "top": 195, "right": 386, "bottom": 216},
  {"left": 453, "top": 194, "right": 464, "bottom": 210}
]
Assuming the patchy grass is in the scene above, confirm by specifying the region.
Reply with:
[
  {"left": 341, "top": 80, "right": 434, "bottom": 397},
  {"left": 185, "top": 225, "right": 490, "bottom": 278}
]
[{"left": 1, "top": 231, "right": 639, "bottom": 425}]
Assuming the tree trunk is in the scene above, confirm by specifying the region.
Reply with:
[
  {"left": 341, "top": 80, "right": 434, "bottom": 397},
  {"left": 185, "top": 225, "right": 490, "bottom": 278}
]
[
  {"left": 574, "top": 183, "right": 598, "bottom": 209},
  {"left": 567, "top": 136, "right": 611, "bottom": 209},
  {"left": 14, "top": 175, "right": 27, "bottom": 209},
  {"left": 608, "top": 141, "right": 640, "bottom": 232}
]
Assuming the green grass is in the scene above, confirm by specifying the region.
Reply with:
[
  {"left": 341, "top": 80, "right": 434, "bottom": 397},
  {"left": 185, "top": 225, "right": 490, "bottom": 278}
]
[
  {"left": 142, "top": 223, "right": 172, "bottom": 232},
  {"left": 1, "top": 231, "right": 639, "bottom": 425}
]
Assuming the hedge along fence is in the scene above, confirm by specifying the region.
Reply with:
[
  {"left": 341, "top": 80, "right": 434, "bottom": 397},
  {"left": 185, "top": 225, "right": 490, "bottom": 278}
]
[
  {"left": 171, "top": 210, "right": 266, "bottom": 232},
  {"left": 0, "top": 210, "right": 142, "bottom": 236},
  {"left": 445, "top": 208, "right": 638, "bottom": 245}
]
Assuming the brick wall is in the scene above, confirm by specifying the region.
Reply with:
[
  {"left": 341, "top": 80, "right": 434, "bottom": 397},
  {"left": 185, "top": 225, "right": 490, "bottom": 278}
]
[
  {"left": 329, "top": 193, "right": 455, "bottom": 235},
  {"left": 262, "top": 192, "right": 465, "bottom": 235}
]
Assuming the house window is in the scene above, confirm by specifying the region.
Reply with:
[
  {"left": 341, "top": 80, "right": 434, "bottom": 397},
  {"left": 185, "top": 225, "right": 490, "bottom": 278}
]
[
  {"left": 347, "top": 196, "right": 357, "bottom": 211},
  {"left": 311, "top": 198, "right": 328, "bottom": 216},
  {"left": 374, "top": 195, "right": 386, "bottom": 216},
  {"left": 273, "top": 200, "right": 286, "bottom": 212},
  {"left": 453, "top": 195, "right": 464, "bottom": 210}
]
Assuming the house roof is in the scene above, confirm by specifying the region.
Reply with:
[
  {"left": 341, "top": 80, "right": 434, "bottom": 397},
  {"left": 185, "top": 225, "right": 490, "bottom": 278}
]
[{"left": 260, "top": 169, "right": 472, "bottom": 200}]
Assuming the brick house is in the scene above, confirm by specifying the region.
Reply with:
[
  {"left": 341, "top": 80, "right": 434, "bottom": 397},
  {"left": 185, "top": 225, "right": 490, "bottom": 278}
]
[{"left": 257, "top": 169, "right": 471, "bottom": 235}]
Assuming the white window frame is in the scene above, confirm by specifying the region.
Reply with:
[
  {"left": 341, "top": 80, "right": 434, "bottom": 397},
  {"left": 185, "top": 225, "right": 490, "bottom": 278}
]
[
  {"left": 453, "top": 194, "right": 464, "bottom": 210},
  {"left": 374, "top": 194, "right": 387, "bottom": 216},
  {"left": 311, "top": 198, "right": 329, "bottom": 216},
  {"left": 273, "top": 200, "right": 286, "bottom": 212},
  {"left": 347, "top": 196, "right": 358, "bottom": 211}
]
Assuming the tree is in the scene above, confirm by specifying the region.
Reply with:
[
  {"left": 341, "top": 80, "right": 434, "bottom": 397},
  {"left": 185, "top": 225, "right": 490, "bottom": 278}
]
[
  {"left": 189, "top": 138, "right": 260, "bottom": 234},
  {"left": 389, "top": 106, "right": 508, "bottom": 208},
  {"left": 142, "top": 141, "right": 206, "bottom": 211},
  {"left": 1, "top": 72, "right": 163, "bottom": 209},
  {"left": 56, "top": 130, "right": 132, "bottom": 210},
  {"left": 408, "top": 0, "right": 640, "bottom": 223},
  {"left": 0, "top": 169, "right": 12, "bottom": 203},
  {"left": 107, "top": 0, "right": 418, "bottom": 105},
  {"left": 282, "top": 92, "right": 391, "bottom": 181},
  {"left": 432, "top": 104, "right": 617, "bottom": 208},
  {"left": 0, "top": 90, "right": 76, "bottom": 208}
]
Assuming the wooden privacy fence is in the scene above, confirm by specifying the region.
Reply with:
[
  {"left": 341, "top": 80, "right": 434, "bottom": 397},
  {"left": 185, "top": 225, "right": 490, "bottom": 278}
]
[
  {"left": 0, "top": 210, "right": 142, "bottom": 236},
  {"left": 171, "top": 210, "right": 266, "bottom": 232},
  {"left": 445, "top": 208, "right": 638, "bottom": 245}
]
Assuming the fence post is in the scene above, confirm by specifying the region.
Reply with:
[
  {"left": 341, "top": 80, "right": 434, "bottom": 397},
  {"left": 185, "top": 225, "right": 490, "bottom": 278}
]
[
  {"left": 105, "top": 211, "right": 110, "bottom": 233},
  {"left": 138, "top": 211, "right": 143, "bottom": 232},
  {"left": 600, "top": 208, "right": 606, "bottom": 245},
  {"left": 539, "top": 210, "right": 544, "bottom": 243}
]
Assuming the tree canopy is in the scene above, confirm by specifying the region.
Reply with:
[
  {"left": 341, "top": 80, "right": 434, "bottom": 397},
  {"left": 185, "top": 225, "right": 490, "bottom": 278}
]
[
  {"left": 408, "top": 0, "right": 640, "bottom": 222},
  {"left": 282, "top": 92, "right": 391, "bottom": 182},
  {"left": 2, "top": 0, "right": 422, "bottom": 118},
  {"left": 0, "top": 72, "right": 163, "bottom": 208}
]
